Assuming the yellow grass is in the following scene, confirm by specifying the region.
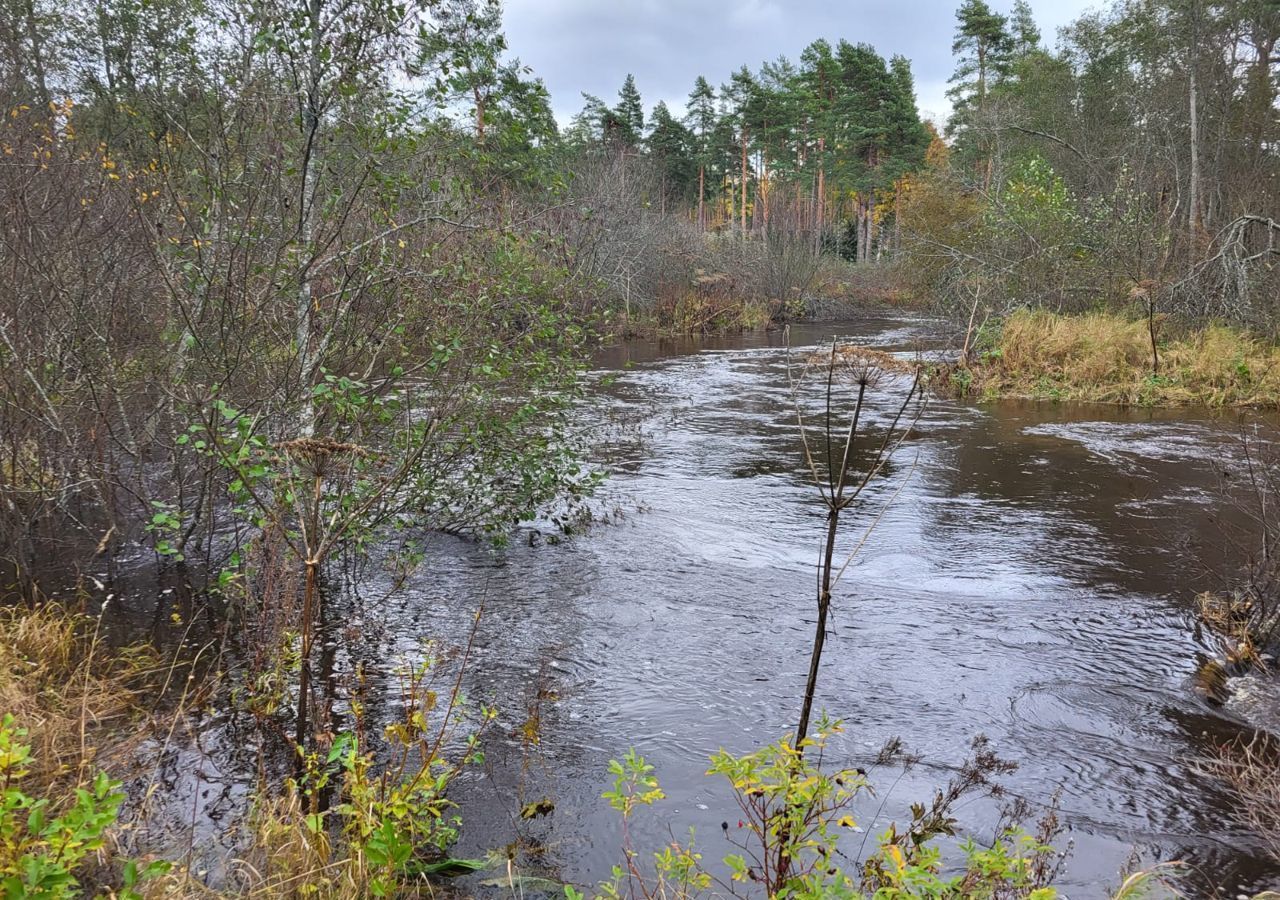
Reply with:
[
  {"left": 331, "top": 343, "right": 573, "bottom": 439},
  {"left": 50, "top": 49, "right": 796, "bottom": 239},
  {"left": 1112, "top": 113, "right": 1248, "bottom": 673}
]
[
  {"left": 641, "top": 288, "right": 771, "bottom": 335},
  {"left": 0, "top": 600, "right": 160, "bottom": 787},
  {"left": 963, "top": 309, "right": 1280, "bottom": 408}
]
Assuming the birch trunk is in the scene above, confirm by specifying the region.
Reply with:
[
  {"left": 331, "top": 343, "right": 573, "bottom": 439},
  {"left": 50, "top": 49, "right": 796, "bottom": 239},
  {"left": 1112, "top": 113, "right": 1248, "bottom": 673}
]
[{"left": 293, "top": 0, "right": 325, "bottom": 437}]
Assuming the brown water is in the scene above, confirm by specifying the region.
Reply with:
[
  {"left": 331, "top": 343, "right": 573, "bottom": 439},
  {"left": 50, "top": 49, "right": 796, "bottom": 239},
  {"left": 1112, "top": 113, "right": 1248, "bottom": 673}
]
[{"left": 98, "top": 316, "right": 1280, "bottom": 896}]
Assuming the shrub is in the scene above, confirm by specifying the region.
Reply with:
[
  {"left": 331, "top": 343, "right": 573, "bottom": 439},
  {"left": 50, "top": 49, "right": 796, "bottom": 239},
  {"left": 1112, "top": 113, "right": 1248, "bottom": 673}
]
[
  {"left": 586, "top": 726, "right": 1063, "bottom": 900},
  {"left": 1202, "top": 732, "right": 1280, "bottom": 865},
  {"left": 0, "top": 714, "right": 169, "bottom": 899}
]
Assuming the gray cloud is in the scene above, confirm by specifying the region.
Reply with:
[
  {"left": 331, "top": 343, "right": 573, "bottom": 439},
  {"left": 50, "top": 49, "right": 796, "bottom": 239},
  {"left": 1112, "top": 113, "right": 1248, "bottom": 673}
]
[{"left": 502, "top": 0, "right": 1097, "bottom": 126}]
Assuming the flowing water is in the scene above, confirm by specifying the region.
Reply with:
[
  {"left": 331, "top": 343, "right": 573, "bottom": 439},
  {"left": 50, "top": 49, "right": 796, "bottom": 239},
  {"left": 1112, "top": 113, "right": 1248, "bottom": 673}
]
[{"left": 98, "top": 316, "right": 1280, "bottom": 896}]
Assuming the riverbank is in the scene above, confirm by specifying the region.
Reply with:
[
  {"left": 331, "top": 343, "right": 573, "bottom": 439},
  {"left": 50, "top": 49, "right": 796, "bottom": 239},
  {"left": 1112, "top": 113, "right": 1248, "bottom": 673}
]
[
  {"left": 610, "top": 256, "right": 905, "bottom": 338},
  {"left": 0, "top": 601, "right": 179, "bottom": 894},
  {"left": 0, "top": 597, "right": 504, "bottom": 898},
  {"left": 944, "top": 309, "right": 1280, "bottom": 408}
]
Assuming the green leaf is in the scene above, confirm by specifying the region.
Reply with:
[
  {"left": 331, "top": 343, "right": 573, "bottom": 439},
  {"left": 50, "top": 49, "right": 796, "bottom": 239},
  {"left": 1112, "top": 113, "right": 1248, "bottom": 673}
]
[{"left": 410, "top": 857, "right": 488, "bottom": 877}]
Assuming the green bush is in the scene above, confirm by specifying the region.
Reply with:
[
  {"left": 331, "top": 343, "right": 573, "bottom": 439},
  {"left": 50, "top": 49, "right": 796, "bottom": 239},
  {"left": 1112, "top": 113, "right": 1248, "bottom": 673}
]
[
  {"left": 0, "top": 714, "right": 168, "bottom": 899},
  {"left": 585, "top": 722, "right": 1060, "bottom": 900}
]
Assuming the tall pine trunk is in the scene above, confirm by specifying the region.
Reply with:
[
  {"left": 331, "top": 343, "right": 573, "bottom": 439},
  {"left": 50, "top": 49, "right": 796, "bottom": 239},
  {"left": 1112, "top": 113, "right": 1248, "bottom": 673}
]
[
  {"left": 698, "top": 164, "right": 705, "bottom": 231},
  {"left": 815, "top": 138, "right": 826, "bottom": 254},
  {"left": 860, "top": 198, "right": 871, "bottom": 263},
  {"left": 761, "top": 159, "right": 770, "bottom": 232}
]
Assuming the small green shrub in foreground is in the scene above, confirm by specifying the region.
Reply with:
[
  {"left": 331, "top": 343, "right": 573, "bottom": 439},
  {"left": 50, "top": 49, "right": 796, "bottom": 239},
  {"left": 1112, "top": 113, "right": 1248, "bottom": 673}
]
[
  {"left": 581, "top": 720, "right": 1061, "bottom": 899},
  {"left": 0, "top": 714, "right": 169, "bottom": 899}
]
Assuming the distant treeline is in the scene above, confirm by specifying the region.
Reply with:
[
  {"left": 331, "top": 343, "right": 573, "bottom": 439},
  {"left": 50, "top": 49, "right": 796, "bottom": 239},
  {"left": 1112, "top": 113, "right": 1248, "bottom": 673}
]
[
  {"left": 565, "top": 46, "right": 931, "bottom": 262},
  {"left": 902, "top": 0, "right": 1279, "bottom": 328}
]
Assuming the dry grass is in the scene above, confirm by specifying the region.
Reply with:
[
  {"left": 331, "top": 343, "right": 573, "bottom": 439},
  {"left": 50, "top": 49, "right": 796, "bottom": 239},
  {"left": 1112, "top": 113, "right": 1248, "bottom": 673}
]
[
  {"left": 0, "top": 600, "right": 362, "bottom": 900},
  {"left": 638, "top": 282, "right": 771, "bottom": 335},
  {"left": 1197, "top": 590, "right": 1278, "bottom": 671},
  {"left": 0, "top": 598, "right": 205, "bottom": 896},
  {"left": 1202, "top": 732, "right": 1280, "bottom": 864},
  {"left": 223, "top": 789, "right": 344, "bottom": 898},
  {"left": 1109, "top": 862, "right": 1189, "bottom": 899},
  {"left": 957, "top": 309, "right": 1280, "bottom": 408},
  {"left": 0, "top": 599, "right": 161, "bottom": 789}
]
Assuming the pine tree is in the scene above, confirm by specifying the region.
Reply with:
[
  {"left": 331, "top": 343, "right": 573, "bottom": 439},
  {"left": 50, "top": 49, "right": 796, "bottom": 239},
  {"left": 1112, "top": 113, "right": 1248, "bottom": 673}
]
[
  {"left": 947, "top": 0, "right": 1013, "bottom": 119},
  {"left": 723, "top": 66, "right": 759, "bottom": 235},
  {"left": 614, "top": 73, "right": 645, "bottom": 147},
  {"left": 886, "top": 55, "right": 931, "bottom": 175},
  {"left": 566, "top": 92, "right": 609, "bottom": 144},
  {"left": 830, "top": 41, "right": 897, "bottom": 260},
  {"left": 800, "top": 39, "right": 839, "bottom": 244},
  {"left": 686, "top": 76, "right": 717, "bottom": 230},
  {"left": 882, "top": 55, "right": 931, "bottom": 259},
  {"left": 741, "top": 61, "right": 792, "bottom": 232},
  {"left": 946, "top": 0, "right": 1013, "bottom": 189},
  {"left": 647, "top": 100, "right": 697, "bottom": 213},
  {"left": 1010, "top": 0, "right": 1042, "bottom": 58},
  {"left": 416, "top": 0, "right": 509, "bottom": 141},
  {"left": 709, "top": 114, "right": 740, "bottom": 223},
  {"left": 754, "top": 55, "right": 804, "bottom": 225},
  {"left": 486, "top": 66, "right": 559, "bottom": 181}
]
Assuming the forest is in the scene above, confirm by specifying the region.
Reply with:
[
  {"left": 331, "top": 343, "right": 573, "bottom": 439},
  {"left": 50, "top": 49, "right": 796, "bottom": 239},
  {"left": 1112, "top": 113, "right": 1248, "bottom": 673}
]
[{"left": 0, "top": 0, "right": 1279, "bottom": 896}]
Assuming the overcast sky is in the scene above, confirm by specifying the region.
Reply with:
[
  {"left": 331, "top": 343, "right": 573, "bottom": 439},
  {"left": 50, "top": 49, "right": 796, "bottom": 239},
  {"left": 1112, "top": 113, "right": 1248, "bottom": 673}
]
[{"left": 502, "top": 0, "right": 1099, "bottom": 128}]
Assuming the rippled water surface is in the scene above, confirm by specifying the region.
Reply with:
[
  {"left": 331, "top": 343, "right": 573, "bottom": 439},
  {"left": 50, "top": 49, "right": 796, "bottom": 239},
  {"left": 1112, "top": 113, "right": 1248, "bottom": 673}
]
[{"left": 107, "top": 317, "right": 1280, "bottom": 896}]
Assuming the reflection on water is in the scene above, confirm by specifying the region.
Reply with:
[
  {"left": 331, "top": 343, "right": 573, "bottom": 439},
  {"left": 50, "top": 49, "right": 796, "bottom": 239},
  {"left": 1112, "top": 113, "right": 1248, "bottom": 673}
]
[{"left": 104, "top": 318, "right": 1280, "bottom": 895}]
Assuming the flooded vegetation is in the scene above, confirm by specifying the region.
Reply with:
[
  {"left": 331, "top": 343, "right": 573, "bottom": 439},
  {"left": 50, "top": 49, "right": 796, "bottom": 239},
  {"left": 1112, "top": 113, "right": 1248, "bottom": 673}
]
[
  {"left": 440, "top": 320, "right": 1280, "bottom": 895},
  {"left": 3, "top": 0, "right": 1280, "bottom": 895},
  {"left": 7, "top": 319, "right": 1280, "bottom": 897}
]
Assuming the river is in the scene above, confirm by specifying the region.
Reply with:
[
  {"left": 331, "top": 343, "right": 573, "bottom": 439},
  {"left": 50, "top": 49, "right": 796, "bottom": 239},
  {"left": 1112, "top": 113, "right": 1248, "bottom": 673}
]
[{"left": 106, "top": 315, "right": 1280, "bottom": 897}]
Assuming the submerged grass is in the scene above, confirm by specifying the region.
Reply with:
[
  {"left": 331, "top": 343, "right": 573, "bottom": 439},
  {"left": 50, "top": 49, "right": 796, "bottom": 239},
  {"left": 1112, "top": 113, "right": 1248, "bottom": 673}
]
[
  {"left": 1202, "top": 732, "right": 1280, "bottom": 865},
  {"left": 950, "top": 309, "right": 1280, "bottom": 408}
]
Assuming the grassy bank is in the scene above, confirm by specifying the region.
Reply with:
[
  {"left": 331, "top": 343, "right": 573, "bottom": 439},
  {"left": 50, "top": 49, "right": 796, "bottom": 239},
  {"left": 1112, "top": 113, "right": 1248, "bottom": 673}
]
[
  {"left": 611, "top": 248, "right": 906, "bottom": 338},
  {"left": 0, "top": 601, "right": 165, "bottom": 785},
  {"left": 948, "top": 309, "right": 1280, "bottom": 408},
  {"left": 0, "top": 595, "right": 497, "bottom": 898}
]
